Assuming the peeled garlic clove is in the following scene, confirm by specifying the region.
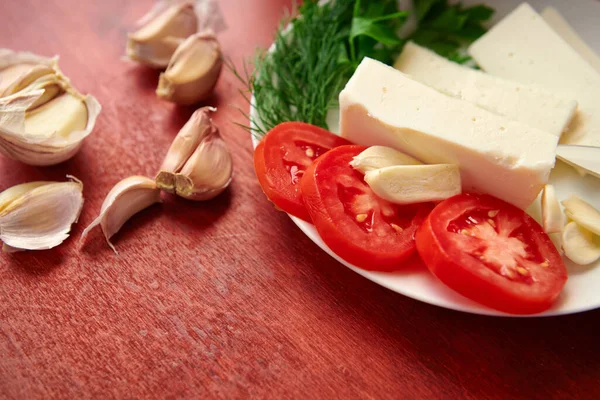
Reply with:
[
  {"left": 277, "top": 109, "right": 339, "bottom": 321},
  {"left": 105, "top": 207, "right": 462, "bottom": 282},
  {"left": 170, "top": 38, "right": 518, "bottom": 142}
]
[
  {"left": 175, "top": 135, "right": 232, "bottom": 200},
  {"left": 155, "top": 107, "right": 232, "bottom": 201},
  {"left": 127, "top": 2, "right": 198, "bottom": 68},
  {"left": 562, "top": 195, "right": 600, "bottom": 236},
  {"left": 0, "top": 177, "right": 84, "bottom": 252},
  {"left": 350, "top": 146, "right": 422, "bottom": 174},
  {"left": 364, "top": 164, "right": 462, "bottom": 205},
  {"left": 156, "top": 31, "right": 222, "bottom": 105},
  {"left": 0, "top": 50, "right": 101, "bottom": 166},
  {"left": 562, "top": 221, "right": 600, "bottom": 265},
  {"left": 81, "top": 176, "right": 161, "bottom": 253},
  {"left": 541, "top": 184, "right": 564, "bottom": 234}
]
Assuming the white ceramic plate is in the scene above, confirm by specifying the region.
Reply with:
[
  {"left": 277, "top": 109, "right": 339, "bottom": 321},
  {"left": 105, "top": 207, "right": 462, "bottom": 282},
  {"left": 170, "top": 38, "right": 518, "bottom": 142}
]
[{"left": 250, "top": 0, "right": 600, "bottom": 317}]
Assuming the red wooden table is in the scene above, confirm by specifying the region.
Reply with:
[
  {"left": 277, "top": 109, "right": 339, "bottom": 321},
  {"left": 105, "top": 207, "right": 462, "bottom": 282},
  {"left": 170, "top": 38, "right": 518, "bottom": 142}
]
[{"left": 1, "top": 0, "right": 600, "bottom": 398}]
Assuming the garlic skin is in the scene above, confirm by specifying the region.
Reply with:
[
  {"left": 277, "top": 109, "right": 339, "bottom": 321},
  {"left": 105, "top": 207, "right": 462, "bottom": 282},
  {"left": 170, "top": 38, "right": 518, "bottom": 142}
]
[
  {"left": 0, "top": 177, "right": 84, "bottom": 252},
  {"left": 0, "top": 49, "right": 101, "bottom": 166},
  {"left": 156, "top": 30, "right": 222, "bottom": 105},
  {"left": 80, "top": 176, "right": 162, "bottom": 253},
  {"left": 155, "top": 107, "right": 232, "bottom": 201},
  {"left": 126, "top": 2, "right": 198, "bottom": 69}
]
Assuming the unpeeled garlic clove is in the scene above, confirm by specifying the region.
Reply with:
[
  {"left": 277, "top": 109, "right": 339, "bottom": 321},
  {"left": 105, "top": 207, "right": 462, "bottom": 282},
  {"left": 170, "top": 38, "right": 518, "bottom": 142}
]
[
  {"left": 80, "top": 176, "right": 162, "bottom": 253},
  {"left": 0, "top": 63, "right": 56, "bottom": 97},
  {"left": 350, "top": 146, "right": 422, "bottom": 174},
  {"left": 0, "top": 49, "right": 101, "bottom": 166},
  {"left": 156, "top": 30, "right": 222, "bottom": 105},
  {"left": 126, "top": 1, "right": 198, "bottom": 68},
  {"left": 0, "top": 177, "right": 84, "bottom": 252},
  {"left": 562, "top": 221, "right": 600, "bottom": 265},
  {"left": 155, "top": 107, "right": 232, "bottom": 200}
]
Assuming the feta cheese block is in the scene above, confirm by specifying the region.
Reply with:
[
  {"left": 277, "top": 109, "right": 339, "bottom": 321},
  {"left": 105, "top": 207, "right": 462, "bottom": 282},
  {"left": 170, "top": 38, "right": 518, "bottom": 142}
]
[
  {"left": 468, "top": 3, "right": 600, "bottom": 147},
  {"left": 542, "top": 7, "right": 600, "bottom": 73},
  {"left": 339, "top": 57, "right": 559, "bottom": 210},
  {"left": 394, "top": 42, "right": 577, "bottom": 137}
]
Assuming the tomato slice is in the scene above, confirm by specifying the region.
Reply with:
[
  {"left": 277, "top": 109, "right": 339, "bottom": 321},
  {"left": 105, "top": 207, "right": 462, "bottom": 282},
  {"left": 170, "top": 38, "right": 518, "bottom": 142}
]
[
  {"left": 254, "top": 122, "right": 351, "bottom": 222},
  {"left": 301, "top": 145, "right": 432, "bottom": 271},
  {"left": 415, "top": 193, "right": 567, "bottom": 314}
]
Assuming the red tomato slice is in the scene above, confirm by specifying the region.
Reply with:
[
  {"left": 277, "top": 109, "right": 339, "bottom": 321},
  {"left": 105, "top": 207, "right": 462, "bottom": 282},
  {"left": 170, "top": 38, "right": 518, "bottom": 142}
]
[
  {"left": 254, "top": 122, "right": 351, "bottom": 222},
  {"left": 415, "top": 193, "right": 567, "bottom": 314},
  {"left": 301, "top": 145, "right": 432, "bottom": 271}
]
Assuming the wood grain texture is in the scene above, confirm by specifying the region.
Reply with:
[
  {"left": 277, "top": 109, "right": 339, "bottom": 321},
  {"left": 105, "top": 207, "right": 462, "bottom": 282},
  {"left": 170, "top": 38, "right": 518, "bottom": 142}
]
[{"left": 1, "top": 1, "right": 600, "bottom": 399}]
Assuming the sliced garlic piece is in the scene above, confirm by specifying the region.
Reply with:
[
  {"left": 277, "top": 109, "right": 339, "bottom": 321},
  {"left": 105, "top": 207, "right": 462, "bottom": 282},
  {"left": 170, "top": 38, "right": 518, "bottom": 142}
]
[
  {"left": 350, "top": 145, "right": 422, "bottom": 174},
  {"left": 156, "top": 30, "right": 222, "bottom": 105},
  {"left": 364, "top": 164, "right": 461, "bottom": 204},
  {"left": 0, "top": 177, "right": 84, "bottom": 252},
  {"left": 0, "top": 49, "right": 101, "bottom": 166},
  {"left": 562, "top": 221, "right": 600, "bottom": 265},
  {"left": 155, "top": 107, "right": 232, "bottom": 201},
  {"left": 541, "top": 184, "right": 563, "bottom": 234},
  {"left": 562, "top": 195, "right": 600, "bottom": 236},
  {"left": 81, "top": 176, "right": 162, "bottom": 253},
  {"left": 127, "top": 2, "right": 198, "bottom": 68}
]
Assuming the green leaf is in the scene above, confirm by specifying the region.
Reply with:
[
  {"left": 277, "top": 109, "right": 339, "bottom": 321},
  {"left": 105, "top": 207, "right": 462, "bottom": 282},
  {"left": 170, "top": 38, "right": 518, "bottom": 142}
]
[
  {"left": 429, "top": 7, "right": 469, "bottom": 32},
  {"left": 463, "top": 4, "right": 494, "bottom": 22},
  {"left": 351, "top": 16, "right": 402, "bottom": 46},
  {"left": 414, "top": 0, "right": 444, "bottom": 21}
]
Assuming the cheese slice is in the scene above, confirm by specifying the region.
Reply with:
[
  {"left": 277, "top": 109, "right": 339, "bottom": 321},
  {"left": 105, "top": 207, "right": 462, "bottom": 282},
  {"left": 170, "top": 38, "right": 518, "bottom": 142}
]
[
  {"left": 468, "top": 3, "right": 600, "bottom": 147},
  {"left": 394, "top": 42, "right": 577, "bottom": 137},
  {"left": 541, "top": 7, "right": 600, "bottom": 73},
  {"left": 339, "top": 57, "right": 558, "bottom": 210}
]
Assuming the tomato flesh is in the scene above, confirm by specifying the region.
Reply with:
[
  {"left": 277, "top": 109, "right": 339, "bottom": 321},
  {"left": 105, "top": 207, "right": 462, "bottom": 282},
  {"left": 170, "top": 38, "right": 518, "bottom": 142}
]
[
  {"left": 254, "top": 122, "right": 351, "bottom": 221},
  {"left": 415, "top": 193, "right": 567, "bottom": 314},
  {"left": 301, "top": 145, "right": 432, "bottom": 272}
]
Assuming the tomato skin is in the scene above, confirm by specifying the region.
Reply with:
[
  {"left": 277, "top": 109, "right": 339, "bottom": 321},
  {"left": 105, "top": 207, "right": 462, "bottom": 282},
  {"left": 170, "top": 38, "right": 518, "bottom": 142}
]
[
  {"left": 415, "top": 193, "right": 567, "bottom": 315},
  {"left": 301, "top": 145, "right": 431, "bottom": 272},
  {"left": 254, "top": 122, "right": 350, "bottom": 222}
]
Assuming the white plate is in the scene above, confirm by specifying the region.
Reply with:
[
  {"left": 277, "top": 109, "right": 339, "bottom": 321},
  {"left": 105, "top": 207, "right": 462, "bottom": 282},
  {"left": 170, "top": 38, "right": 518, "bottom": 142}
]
[{"left": 250, "top": 0, "right": 600, "bottom": 317}]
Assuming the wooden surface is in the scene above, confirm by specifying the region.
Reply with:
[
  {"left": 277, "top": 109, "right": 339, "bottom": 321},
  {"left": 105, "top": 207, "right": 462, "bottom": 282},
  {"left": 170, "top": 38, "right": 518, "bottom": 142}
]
[{"left": 1, "top": 0, "right": 600, "bottom": 399}]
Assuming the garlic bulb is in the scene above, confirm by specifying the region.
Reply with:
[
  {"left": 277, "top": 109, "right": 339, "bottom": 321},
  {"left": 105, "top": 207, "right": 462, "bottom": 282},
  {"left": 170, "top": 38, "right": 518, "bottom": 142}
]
[
  {"left": 81, "top": 176, "right": 162, "bottom": 253},
  {"left": 156, "top": 30, "right": 222, "bottom": 104},
  {"left": 0, "top": 177, "right": 84, "bottom": 252},
  {"left": 0, "top": 49, "right": 101, "bottom": 166},
  {"left": 155, "top": 107, "right": 232, "bottom": 200},
  {"left": 126, "top": 2, "right": 198, "bottom": 68}
]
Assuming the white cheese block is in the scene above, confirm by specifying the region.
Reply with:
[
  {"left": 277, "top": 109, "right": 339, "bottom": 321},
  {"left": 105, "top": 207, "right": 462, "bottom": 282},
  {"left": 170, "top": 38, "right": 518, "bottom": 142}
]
[
  {"left": 468, "top": 3, "right": 600, "bottom": 147},
  {"left": 394, "top": 42, "right": 577, "bottom": 137},
  {"left": 338, "top": 57, "right": 558, "bottom": 210},
  {"left": 541, "top": 7, "right": 600, "bottom": 73}
]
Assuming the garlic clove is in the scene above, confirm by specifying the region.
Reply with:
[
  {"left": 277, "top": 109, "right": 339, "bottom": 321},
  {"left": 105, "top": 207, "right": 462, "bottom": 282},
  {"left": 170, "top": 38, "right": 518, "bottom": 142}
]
[
  {"left": 0, "top": 177, "right": 84, "bottom": 252},
  {"left": 562, "top": 221, "right": 600, "bottom": 265},
  {"left": 0, "top": 63, "right": 55, "bottom": 97},
  {"left": 0, "top": 50, "right": 101, "bottom": 166},
  {"left": 127, "top": 2, "right": 198, "bottom": 68},
  {"left": 364, "top": 164, "right": 462, "bottom": 205},
  {"left": 350, "top": 146, "right": 422, "bottom": 174},
  {"left": 24, "top": 92, "right": 88, "bottom": 138},
  {"left": 158, "top": 106, "right": 216, "bottom": 174},
  {"left": 155, "top": 107, "right": 232, "bottom": 201},
  {"left": 175, "top": 135, "right": 233, "bottom": 200},
  {"left": 561, "top": 195, "right": 600, "bottom": 237},
  {"left": 80, "top": 176, "right": 162, "bottom": 253},
  {"left": 541, "top": 184, "right": 564, "bottom": 234},
  {"left": 156, "top": 31, "right": 222, "bottom": 105}
]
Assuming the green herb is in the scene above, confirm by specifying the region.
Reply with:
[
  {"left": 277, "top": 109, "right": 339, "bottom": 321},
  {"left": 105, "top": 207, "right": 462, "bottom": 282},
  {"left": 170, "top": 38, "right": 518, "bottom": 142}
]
[
  {"left": 231, "top": 0, "right": 493, "bottom": 138},
  {"left": 409, "top": 0, "right": 493, "bottom": 64}
]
